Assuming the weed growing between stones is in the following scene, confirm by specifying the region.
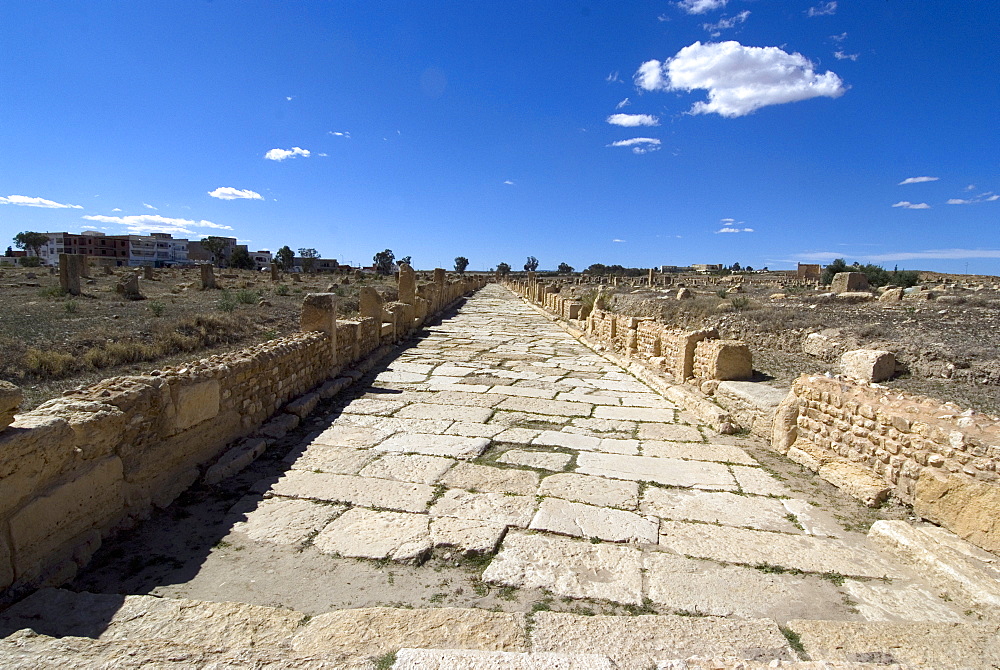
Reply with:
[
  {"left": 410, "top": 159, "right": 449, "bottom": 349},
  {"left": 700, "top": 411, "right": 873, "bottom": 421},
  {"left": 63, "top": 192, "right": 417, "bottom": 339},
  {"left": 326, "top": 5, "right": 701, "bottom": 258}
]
[
  {"left": 779, "top": 626, "right": 806, "bottom": 658},
  {"left": 785, "top": 512, "right": 805, "bottom": 531},
  {"left": 819, "top": 571, "right": 846, "bottom": 586},
  {"left": 373, "top": 650, "right": 397, "bottom": 670}
]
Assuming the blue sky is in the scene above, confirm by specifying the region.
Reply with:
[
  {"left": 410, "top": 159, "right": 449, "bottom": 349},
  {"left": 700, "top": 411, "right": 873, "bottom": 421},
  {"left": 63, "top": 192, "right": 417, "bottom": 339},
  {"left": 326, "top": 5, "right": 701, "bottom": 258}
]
[{"left": 2, "top": 1, "right": 998, "bottom": 273}]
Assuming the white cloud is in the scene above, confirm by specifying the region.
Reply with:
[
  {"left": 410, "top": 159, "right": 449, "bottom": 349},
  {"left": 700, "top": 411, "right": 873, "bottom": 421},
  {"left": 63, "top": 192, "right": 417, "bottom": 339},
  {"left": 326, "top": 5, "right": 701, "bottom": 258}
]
[
  {"left": 677, "top": 0, "right": 728, "bottom": 15},
  {"left": 208, "top": 187, "right": 263, "bottom": 201},
  {"left": 834, "top": 51, "right": 858, "bottom": 61},
  {"left": 82, "top": 214, "right": 234, "bottom": 236},
  {"left": 898, "top": 176, "right": 939, "bottom": 185},
  {"left": 608, "top": 137, "right": 662, "bottom": 154},
  {"left": 947, "top": 192, "right": 999, "bottom": 205},
  {"left": 801, "top": 249, "right": 1000, "bottom": 263},
  {"left": 329, "top": 131, "right": 351, "bottom": 138},
  {"left": 142, "top": 202, "right": 157, "bottom": 210},
  {"left": 616, "top": 98, "right": 631, "bottom": 109},
  {"left": 716, "top": 226, "right": 754, "bottom": 233},
  {"left": 606, "top": 113, "right": 660, "bottom": 127},
  {"left": 0, "top": 195, "right": 83, "bottom": 209},
  {"left": 606, "top": 71, "right": 623, "bottom": 83},
  {"left": 703, "top": 10, "right": 750, "bottom": 36},
  {"left": 503, "top": 180, "right": 515, "bottom": 185},
  {"left": 892, "top": 201, "right": 931, "bottom": 209},
  {"left": 285, "top": 96, "right": 294, "bottom": 101},
  {"left": 831, "top": 32, "right": 848, "bottom": 42},
  {"left": 264, "top": 146, "right": 311, "bottom": 161},
  {"left": 635, "top": 41, "right": 845, "bottom": 118},
  {"left": 807, "top": 1, "right": 837, "bottom": 16},
  {"left": 613, "top": 239, "right": 626, "bottom": 243},
  {"left": 111, "top": 207, "right": 122, "bottom": 212}
]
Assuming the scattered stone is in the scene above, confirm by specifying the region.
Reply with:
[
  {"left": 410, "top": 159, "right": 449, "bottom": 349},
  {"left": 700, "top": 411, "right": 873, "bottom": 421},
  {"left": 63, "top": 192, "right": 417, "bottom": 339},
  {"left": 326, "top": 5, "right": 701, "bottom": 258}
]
[
  {"left": 841, "top": 349, "right": 896, "bottom": 383},
  {"left": 115, "top": 272, "right": 145, "bottom": 300}
]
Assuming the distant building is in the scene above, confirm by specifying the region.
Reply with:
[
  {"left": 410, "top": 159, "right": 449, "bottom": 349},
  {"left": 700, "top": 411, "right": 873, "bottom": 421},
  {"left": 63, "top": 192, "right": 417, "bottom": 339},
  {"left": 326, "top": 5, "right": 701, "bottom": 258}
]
[
  {"left": 188, "top": 236, "right": 238, "bottom": 266},
  {"left": 37, "top": 231, "right": 131, "bottom": 266},
  {"left": 659, "top": 265, "right": 692, "bottom": 273},
  {"left": 127, "top": 233, "right": 189, "bottom": 267},
  {"left": 292, "top": 256, "right": 343, "bottom": 273},
  {"left": 691, "top": 263, "right": 723, "bottom": 274},
  {"left": 250, "top": 250, "right": 273, "bottom": 270},
  {"left": 797, "top": 263, "right": 821, "bottom": 280}
]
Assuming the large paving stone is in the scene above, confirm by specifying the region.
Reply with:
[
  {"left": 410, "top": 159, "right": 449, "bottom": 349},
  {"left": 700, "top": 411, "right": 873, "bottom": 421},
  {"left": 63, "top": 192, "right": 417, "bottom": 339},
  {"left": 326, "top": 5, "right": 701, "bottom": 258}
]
[
  {"left": 530, "top": 611, "right": 794, "bottom": 669},
  {"left": 643, "top": 551, "right": 840, "bottom": 619},
  {"left": 443, "top": 421, "right": 508, "bottom": 438},
  {"left": 292, "top": 607, "right": 528, "bottom": 659},
  {"left": 287, "top": 444, "right": 377, "bottom": 474},
  {"left": 262, "top": 470, "right": 436, "bottom": 512},
  {"left": 430, "top": 489, "right": 536, "bottom": 527},
  {"left": 394, "top": 403, "right": 495, "bottom": 423},
  {"left": 496, "top": 397, "right": 594, "bottom": 417},
  {"left": 531, "top": 430, "right": 600, "bottom": 450},
  {"left": 498, "top": 449, "right": 573, "bottom": 471},
  {"left": 358, "top": 453, "right": 456, "bottom": 484},
  {"left": 657, "top": 520, "right": 899, "bottom": 579},
  {"left": 489, "top": 385, "right": 558, "bottom": 399},
  {"left": 339, "top": 398, "right": 408, "bottom": 416},
  {"left": 393, "top": 648, "right": 616, "bottom": 669},
  {"left": 430, "top": 516, "right": 507, "bottom": 555},
  {"left": 641, "top": 489, "right": 801, "bottom": 533},
  {"left": 731, "top": 465, "right": 794, "bottom": 497},
  {"left": 422, "top": 390, "right": 506, "bottom": 408},
  {"left": 229, "top": 496, "right": 345, "bottom": 546},
  {"left": 642, "top": 440, "right": 757, "bottom": 466},
  {"left": 636, "top": 423, "right": 703, "bottom": 441},
  {"left": 494, "top": 427, "right": 543, "bottom": 443},
  {"left": 538, "top": 472, "right": 639, "bottom": 509},
  {"left": 483, "top": 530, "right": 644, "bottom": 605},
  {"left": 594, "top": 406, "right": 674, "bottom": 422},
  {"left": 576, "top": 452, "right": 737, "bottom": 491},
  {"left": 441, "top": 461, "right": 540, "bottom": 495},
  {"left": 313, "top": 507, "right": 431, "bottom": 562},
  {"left": 311, "top": 423, "right": 392, "bottom": 449},
  {"left": 375, "top": 433, "right": 490, "bottom": 459},
  {"left": 841, "top": 579, "right": 964, "bottom": 622},
  {"left": 529, "top": 498, "right": 658, "bottom": 543},
  {"left": 786, "top": 619, "right": 1000, "bottom": 669}
]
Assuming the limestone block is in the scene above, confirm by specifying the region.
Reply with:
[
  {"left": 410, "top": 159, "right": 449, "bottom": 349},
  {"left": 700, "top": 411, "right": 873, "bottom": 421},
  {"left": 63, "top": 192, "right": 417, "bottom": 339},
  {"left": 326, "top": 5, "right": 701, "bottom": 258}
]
[
  {"left": 394, "top": 648, "right": 616, "bottom": 669},
  {"left": 398, "top": 262, "right": 416, "bottom": 304},
  {"left": 641, "top": 488, "right": 800, "bottom": 533},
  {"left": 263, "top": 470, "right": 436, "bottom": 512},
  {"left": 538, "top": 472, "right": 639, "bottom": 509},
  {"left": 172, "top": 379, "right": 220, "bottom": 432},
  {"left": 498, "top": 449, "right": 573, "bottom": 471},
  {"left": 359, "top": 453, "right": 456, "bottom": 484},
  {"left": 256, "top": 412, "right": 299, "bottom": 439},
  {"left": 676, "top": 287, "right": 693, "bottom": 299},
  {"left": 836, "top": 291, "right": 874, "bottom": 301},
  {"left": 292, "top": 607, "right": 528, "bottom": 658},
  {"left": 375, "top": 433, "right": 490, "bottom": 459},
  {"left": 530, "top": 611, "right": 794, "bottom": 666},
  {"left": 440, "top": 461, "right": 540, "bottom": 495},
  {"left": 576, "top": 452, "right": 737, "bottom": 491},
  {"left": 10, "top": 456, "right": 125, "bottom": 581},
  {"left": 731, "top": 465, "right": 794, "bottom": 497},
  {"left": 802, "top": 330, "right": 843, "bottom": 360},
  {"left": 483, "top": 530, "right": 644, "bottom": 604},
  {"left": 818, "top": 460, "right": 891, "bottom": 507},
  {"left": 203, "top": 438, "right": 268, "bottom": 485},
  {"left": 430, "top": 516, "right": 507, "bottom": 555},
  {"left": 698, "top": 341, "right": 753, "bottom": 381},
  {"left": 879, "top": 287, "right": 904, "bottom": 302},
  {"left": 199, "top": 263, "right": 216, "bottom": 289},
  {"left": 831, "top": 271, "right": 869, "bottom": 293},
  {"left": 841, "top": 349, "right": 895, "bottom": 383},
  {"left": 868, "top": 520, "right": 1000, "bottom": 609},
  {"left": 27, "top": 398, "right": 126, "bottom": 460},
  {"left": 640, "top": 441, "right": 757, "bottom": 466},
  {"left": 288, "top": 444, "right": 375, "bottom": 474},
  {"left": 313, "top": 507, "right": 431, "bottom": 562},
  {"left": 285, "top": 391, "right": 320, "bottom": 418},
  {"left": 430, "top": 489, "right": 536, "bottom": 527},
  {"left": 529, "top": 498, "right": 658, "bottom": 543},
  {"left": 0, "top": 415, "right": 77, "bottom": 517},
  {"left": 229, "top": 495, "right": 345, "bottom": 546},
  {"left": 770, "top": 391, "right": 800, "bottom": 454},
  {"left": 0, "top": 379, "right": 22, "bottom": 430},
  {"left": 913, "top": 472, "right": 1000, "bottom": 552}
]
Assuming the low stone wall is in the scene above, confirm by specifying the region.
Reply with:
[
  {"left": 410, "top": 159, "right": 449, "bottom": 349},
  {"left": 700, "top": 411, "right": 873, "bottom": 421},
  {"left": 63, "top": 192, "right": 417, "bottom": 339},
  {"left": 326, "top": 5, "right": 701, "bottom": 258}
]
[
  {"left": 505, "top": 279, "right": 750, "bottom": 385},
  {"left": 0, "top": 273, "right": 486, "bottom": 598},
  {"left": 774, "top": 374, "right": 1000, "bottom": 552}
]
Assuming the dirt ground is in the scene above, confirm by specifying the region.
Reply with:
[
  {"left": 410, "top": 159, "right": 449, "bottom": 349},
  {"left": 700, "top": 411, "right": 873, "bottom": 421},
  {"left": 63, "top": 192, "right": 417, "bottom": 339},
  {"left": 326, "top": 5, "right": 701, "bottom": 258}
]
[
  {"left": 0, "top": 264, "right": 405, "bottom": 409},
  {"left": 597, "top": 274, "right": 1000, "bottom": 416}
]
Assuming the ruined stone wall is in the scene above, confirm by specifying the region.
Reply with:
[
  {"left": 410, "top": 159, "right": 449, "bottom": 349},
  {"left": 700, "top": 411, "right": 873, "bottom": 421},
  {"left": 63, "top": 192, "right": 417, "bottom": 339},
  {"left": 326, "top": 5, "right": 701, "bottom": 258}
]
[
  {"left": 0, "top": 274, "right": 487, "bottom": 598},
  {"left": 775, "top": 374, "right": 1000, "bottom": 552}
]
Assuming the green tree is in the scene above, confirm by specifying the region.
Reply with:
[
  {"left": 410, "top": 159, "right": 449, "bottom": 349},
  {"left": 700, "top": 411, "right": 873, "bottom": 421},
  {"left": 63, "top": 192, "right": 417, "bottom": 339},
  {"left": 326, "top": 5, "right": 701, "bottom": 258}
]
[
  {"left": 454, "top": 256, "right": 469, "bottom": 274},
  {"left": 19, "top": 256, "right": 42, "bottom": 267},
  {"left": 298, "top": 248, "right": 320, "bottom": 272},
  {"left": 496, "top": 262, "right": 511, "bottom": 276},
  {"left": 524, "top": 256, "right": 539, "bottom": 272},
  {"left": 399, "top": 255, "right": 412, "bottom": 267},
  {"left": 200, "top": 237, "right": 229, "bottom": 267},
  {"left": 373, "top": 249, "right": 395, "bottom": 275},
  {"left": 821, "top": 258, "right": 849, "bottom": 284},
  {"left": 229, "top": 247, "right": 256, "bottom": 270},
  {"left": 13, "top": 231, "right": 49, "bottom": 258},
  {"left": 276, "top": 245, "right": 295, "bottom": 271},
  {"left": 557, "top": 262, "right": 574, "bottom": 274}
]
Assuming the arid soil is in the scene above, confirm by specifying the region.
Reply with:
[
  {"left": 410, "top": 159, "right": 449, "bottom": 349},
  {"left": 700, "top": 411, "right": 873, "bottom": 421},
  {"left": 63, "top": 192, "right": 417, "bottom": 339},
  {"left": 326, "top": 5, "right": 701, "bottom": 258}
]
[{"left": 0, "top": 265, "right": 402, "bottom": 409}]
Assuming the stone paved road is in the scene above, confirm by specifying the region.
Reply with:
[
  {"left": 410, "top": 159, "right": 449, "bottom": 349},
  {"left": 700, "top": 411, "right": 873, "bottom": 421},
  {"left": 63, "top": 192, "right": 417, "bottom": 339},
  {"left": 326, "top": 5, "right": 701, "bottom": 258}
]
[{"left": 81, "top": 284, "right": 974, "bottom": 625}]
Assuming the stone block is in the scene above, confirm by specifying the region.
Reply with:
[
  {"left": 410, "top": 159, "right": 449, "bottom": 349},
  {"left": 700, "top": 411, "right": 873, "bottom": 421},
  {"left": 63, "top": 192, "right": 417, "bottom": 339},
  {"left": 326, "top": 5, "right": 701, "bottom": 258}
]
[
  {"left": 359, "top": 453, "right": 456, "bottom": 484},
  {"left": 203, "top": 438, "right": 267, "bottom": 485},
  {"left": 264, "top": 470, "right": 436, "bottom": 512},
  {"left": 430, "top": 517, "right": 507, "bottom": 555},
  {"left": 699, "top": 341, "right": 753, "bottom": 381},
  {"left": 529, "top": 498, "right": 658, "bottom": 543},
  {"left": 830, "top": 271, "right": 869, "bottom": 293},
  {"left": 0, "top": 415, "right": 77, "bottom": 518},
  {"left": 0, "top": 380, "right": 22, "bottom": 430},
  {"left": 393, "top": 648, "right": 616, "bottom": 669},
  {"left": 10, "top": 456, "right": 125, "bottom": 581},
  {"left": 172, "top": 379, "right": 220, "bottom": 432},
  {"left": 818, "top": 460, "right": 891, "bottom": 507},
  {"left": 441, "top": 461, "right": 540, "bottom": 495},
  {"left": 879, "top": 287, "right": 904, "bottom": 302},
  {"left": 538, "top": 473, "right": 639, "bottom": 509},
  {"left": 430, "top": 489, "right": 536, "bottom": 527},
  {"left": 285, "top": 391, "right": 320, "bottom": 418},
  {"left": 313, "top": 507, "right": 430, "bottom": 563},
  {"left": 841, "top": 349, "right": 895, "bottom": 383},
  {"left": 913, "top": 472, "right": 1000, "bottom": 552},
  {"left": 229, "top": 495, "right": 345, "bottom": 546},
  {"left": 498, "top": 449, "right": 572, "bottom": 471}
]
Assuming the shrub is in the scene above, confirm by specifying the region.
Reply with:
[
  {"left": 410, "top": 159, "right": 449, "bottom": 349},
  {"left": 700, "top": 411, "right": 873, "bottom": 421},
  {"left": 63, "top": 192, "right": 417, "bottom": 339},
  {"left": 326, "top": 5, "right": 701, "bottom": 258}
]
[
  {"left": 235, "top": 289, "right": 257, "bottom": 305},
  {"left": 218, "top": 290, "right": 237, "bottom": 312},
  {"left": 24, "top": 348, "right": 75, "bottom": 377},
  {"left": 64, "top": 300, "right": 78, "bottom": 314},
  {"left": 276, "top": 284, "right": 290, "bottom": 296}
]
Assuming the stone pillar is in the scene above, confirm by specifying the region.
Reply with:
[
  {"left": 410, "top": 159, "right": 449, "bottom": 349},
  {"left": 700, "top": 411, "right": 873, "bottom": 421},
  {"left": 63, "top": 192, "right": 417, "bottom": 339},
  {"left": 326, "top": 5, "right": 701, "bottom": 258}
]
[
  {"left": 301, "top": 293, "right": 338, "bottom": 372},
  {"left": 143, "top": 265, "right": 154, "bottom": 281},
  {"left": 359, "top": 287, "right": 384, "bottom": 321},
  {"left": 270, "top": 264, "right": 280, "bottom": 281},
  {"left": 58, "top": 254, "right": 82, "bottom": 296},
  {"left": 648, "top": 268, "right": 654, "bottom": 286},
  {"left": 200, "top": 264, "right": 217, "bottom": 290},
  {"left": 398, "top": 262, "right": 416, "bottom": 304}
]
